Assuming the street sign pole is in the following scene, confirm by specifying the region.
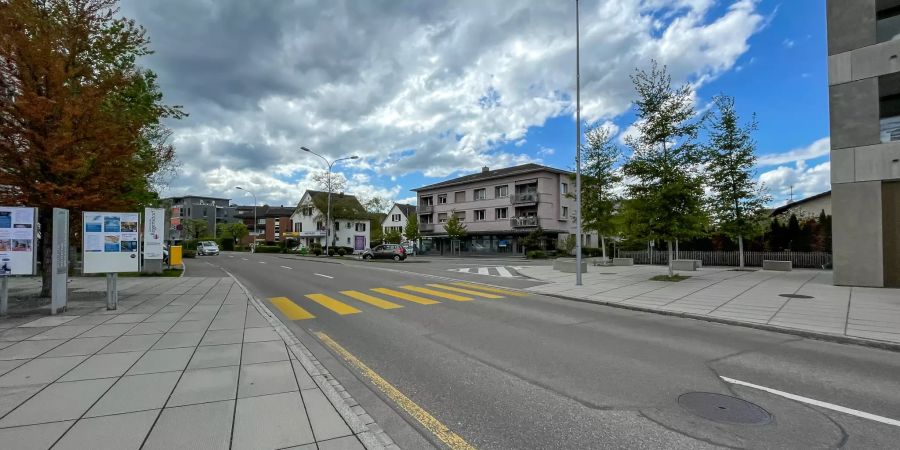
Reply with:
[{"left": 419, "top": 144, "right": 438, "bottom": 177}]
[
  {"left": 106, "top": 273, "right": 118, "bottom": 310},
  {"left": 0, "top": 275, "right": 7, "bottom": 316}
]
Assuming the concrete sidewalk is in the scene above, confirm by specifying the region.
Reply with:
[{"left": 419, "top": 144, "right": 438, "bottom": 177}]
[
  {"left": 518, "top": 264, "right": 900, "bottom": 348},
  {"left": 0, "top": 276, "right": 394, "bottom": 450}
]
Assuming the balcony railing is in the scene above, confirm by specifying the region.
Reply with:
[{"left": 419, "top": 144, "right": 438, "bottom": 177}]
[
  {"left": 420, "top": 204, "right": 434, "bottom": 214},
  {"left": 513, "top": 192, "right": 539, "bottom": 204},
  {"left": 510, "top": 217, "right": 539, "bottom": 228},
  {"left": 420, "top": 223, "right": 435, "bottom": 232}
]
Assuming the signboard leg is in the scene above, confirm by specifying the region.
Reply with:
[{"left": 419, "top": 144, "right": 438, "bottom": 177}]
[
  {"left": 0, "top": 276, "right": 7, "bottom": 316},
  {"left": 106, "top": 273, "right": 117, "bottom": 310}
]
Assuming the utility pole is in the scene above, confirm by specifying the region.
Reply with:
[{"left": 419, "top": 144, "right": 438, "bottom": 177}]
[{"left": 575, "top": 0, "right": 583, "bottom": 286}]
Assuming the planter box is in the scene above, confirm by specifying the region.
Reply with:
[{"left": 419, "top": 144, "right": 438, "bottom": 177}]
[
  {"left": 553, "top": 259, "right": 587, "bottom": 273},
  {"left": 672, "top": 259, "right": 701, "bottom": 271},
  {"left": 612, "top": 258, "right": 634, "bottom": 266},
  {"left": 762, "top": 260, "right": 792, "bottom": 271}
]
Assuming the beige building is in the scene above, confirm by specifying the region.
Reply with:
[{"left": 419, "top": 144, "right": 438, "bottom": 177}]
[
  {"left": 412, "top": 164, "right": 597, "bottom": 255},
  {"left": 770, "top": 191, "right": 832, "bottom": 221}
]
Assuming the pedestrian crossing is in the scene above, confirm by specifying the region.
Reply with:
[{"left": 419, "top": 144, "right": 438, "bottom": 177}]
[
  {"left": 447, "top": 266, "right": 525, "bottom": 278},
  {"left": 268, "top": 282, "right": 527, "bottom": 320}
]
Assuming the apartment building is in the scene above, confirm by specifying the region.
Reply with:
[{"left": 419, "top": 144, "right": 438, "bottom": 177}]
[
  {"left": 164, "top": 195, "right": 234, "bottom": 242},
  {"left": 381, "top": 203, "right": 416, "bottom": 239},
  {"left": 412, "top": 163, "right": 597, "bottom": 255},
  {"left": 233, "top": 205, "right": 294, "bottom": 244},
  {"left": 826, "top": 0, "right": 900, "bottom": 287},
  {"left": 290, "top": 190, "right": 371, "bottom": 252}
]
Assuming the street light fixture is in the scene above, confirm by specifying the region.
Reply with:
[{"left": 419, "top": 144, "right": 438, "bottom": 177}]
[
  {"left": 301, "top": 147, "right": 359, "bottom": 256},
  {"left": 235, "top": 186, "right": 258, "bottom": 253}
]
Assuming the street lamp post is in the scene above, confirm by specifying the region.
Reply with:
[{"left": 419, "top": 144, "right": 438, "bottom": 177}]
[
  {"left": 300, "top": 147, "right": 358, "bottom": 256},
  {"left": 235, "top": 186, "right": 257, "bottom": 253},
  {"left": 575, "top": 0, "right": 583, "bottom": 286}
]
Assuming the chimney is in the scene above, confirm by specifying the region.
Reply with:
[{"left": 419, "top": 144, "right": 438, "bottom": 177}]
[{"left": 482, "top": 166, "right": 490, "bottom": 173}]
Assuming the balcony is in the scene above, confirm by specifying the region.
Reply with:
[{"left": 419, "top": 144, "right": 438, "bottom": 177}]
[
  {"left": 513, "top": 192, "right": 539, "bottom": 205},
  {"left": 420, "top": 223, "right": 435, "bottom": 233},
  {"left": 510, "top": 217, "right": 539, "bottom": 228},
  {"left": 419, "top": 204, "right": 434, "bottom": 214}
]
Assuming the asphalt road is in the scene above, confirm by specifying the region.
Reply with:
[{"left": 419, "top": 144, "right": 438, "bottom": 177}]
[{"left": 189, "top": 252, "right": 900, "bottom": 449}]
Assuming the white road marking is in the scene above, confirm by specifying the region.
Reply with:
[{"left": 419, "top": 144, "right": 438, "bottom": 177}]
[
  {"left": 447, "top": 266, "right": 521, "bottom": 278},
  {"left": 241, "top": 258, "right": 248, "bottom": 261},
  {"left": 229, "top": 255, "right": 234, "bottom": 258},
  {"left": 259, "top": 261, "right": 267, "bottom": 264},
  {"left": 477, "top": 267, "right": 490, "bottom": 276},
  {"left": 280, "top": 266, "right": 292, "bottom": 270},
  {"left": 495, "top": 267, "right": 513, "bottom": 278},
  {"left": 315, "top": 273, "right": 334, "bottom": 279},
  {"left": 720, "top": 376, "right": 900, "bottom": 427}
]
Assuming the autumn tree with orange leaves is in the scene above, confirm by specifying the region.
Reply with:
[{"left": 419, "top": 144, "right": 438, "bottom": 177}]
[{"left": 0, "top": 0, "right": 183, "bottom": 296}]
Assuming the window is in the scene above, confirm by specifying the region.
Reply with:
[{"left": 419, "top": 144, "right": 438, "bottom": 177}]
[
  {"left": 878, "top": 1, "right": 900, "bottom": 43},
  {"left": 561, "top": 182, "right": 568, "bottom": 195},
  {"left": 346, "top": 222, "right": 351, "bottom": 229},
  {"left": 495, "top": 208, "right": 508, "bottom": 219},
  {"left": 454, "top": 191, "right": 466, "bottom": 203},
  {"left": 347, "top": 237, "right": 351, "bottom": 244},
  {"left": 880, "top": 72, "right": 900, "bottom": 142},
  {"left": 355, "top": 223, "right": 367, "bottom": 232},
  {"left": 392, "top": 214, "right": 401, "bottom": 222},
  {"left": 561, "top": 206, "right": 569, "bottom": 219},
  {"left": 187, "top": 208, "right": 191, "bottom": 216},
  {"left": 455, "top": 211, "right": 465, "bottom": 221},
  {"left": 438, "top": 194, "right": 447, "bottom": 204},
  {"left": 295, "top": 222, "right": 302, "bottom": 232},
  {"left": 474, "top": 188, "right": 486, "bottom": 200},
  {"left": 316, "top": 221, "right": 324, "bottom": 230},
  {"left": 474, "top": 210, "right": 486, "bottom": 221},
  {"left": 334, "top": 222, "right": 340, "bottom": 230},
  {"left": 495, "top": 185, "right": 508, "bottom": 198},
  {"left": 438, "top": 213, "right": 448, "bottom": 223}
]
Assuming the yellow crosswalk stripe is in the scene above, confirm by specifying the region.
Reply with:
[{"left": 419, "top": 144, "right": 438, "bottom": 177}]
[
  {"left": 340, "top": 291, "right": 403, "bottom": 309},
  {"left": 371, "top": 288, "right": 440, "bottom": 305},
  {"left": 450, "top": 282, "right": 529, "bottom": 297},
  {"left": 269, "top": 297, "right": 316, "bottom": 320},
  {"left": 305, "top": 293, "right": 362, "bottom": 315},
  {"left": 426, "top": 284, "right": 503, "bottom": 298},
  {"left": 401, "top": 285, "right": 473, "bottom": 302}
]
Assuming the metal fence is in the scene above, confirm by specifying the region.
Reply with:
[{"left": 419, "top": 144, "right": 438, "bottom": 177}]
[{"left": 617, "top": 250, "right": 833, "bottom": 268}]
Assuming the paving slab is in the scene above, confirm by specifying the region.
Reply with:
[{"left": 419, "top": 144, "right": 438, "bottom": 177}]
[
  {"left": 142, "top": 400, "right": 234, "bottom": 450},
  {"left": 0, "top": 339, "right": 67, "bottom": 361},
  {"left": 0, "top": 420, "right": 74, "bottom": 450},
  {"left": 42, "top": 336, "right": 117, "bottom": 358},
  {"left": 26, "top": 325, "right": 95, "bottom": 341},
  {"left": 317, "top": 435, "right": 366, "bottom": 450},
  {"left": 232, "top": 392, "right": 315, "bottom": 450},
  {"left": 53, "top": 409, "right": 159, "bottom": 450},
  {"left": 0, "top": 384, "right": 46, "bottom": 417},
  {"left": 86, "top": 371, "right": 181, "bottom": 417},
  {"left": 241, "top": 340, "right": 288, "bottom": 365},
  {"left": 0, "top": 378, "right": 115, "bottom": 427},
  {"left": 152, "top": 331, "right": 204, "bottom": 350},
  {"left": 187, "top": 343, "right": 242, "bottom": 369},
  {"left": 18, "top": 316, "right": 78, "bottom": 327},
  {"left": 238, "top": 360, "right": 298, "bottom": 398},
  {"left": 199, "top": 329, "right": 244, "bottom": 346},
  {"left": 59, "top": 351, "right": 144, "bottom": 382},
  {"left": 97, "top": 333, "right": 163, "bottom": 354},
  {"left": 302, "top": 387, "right": 353, "bottom": 441},
  {"left": 126, "top": 347, "right": 194, "bottom": 375},
  {"left": 167, "top": 365, "right": 239, "bottom": 407},
  {"left": 0, "top": 355, "right": 88, "bottom": 387}
]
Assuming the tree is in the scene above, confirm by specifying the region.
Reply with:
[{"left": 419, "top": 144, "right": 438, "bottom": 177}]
[
  {"left": 620, "top": 61, "right": 707, "bottom": 277},
  {"left": 183, "top": 219, "right": 208, "bottom": 240},
  {"left": 443, "top": 213, "right": 467, "bottom": 254},
  {"left": 786, "top": 213, "right": 801, "bottom": 251},
  {"left": 227, "top": 222, "right": 249, "bottom": 244},
  {"left": 577, "top": 125, "right": 622, "bottom": 259},
  {"left": 523, "top": 227, "right": 545, "bottom": 251},
  {"left": 311, "top": 171, "right": 347, "bottom": 194},
  {"left": 360, "top": 195, "right": 391, "bottom": 214},
  {"left": 560, "top": 234, "right": 576, "bottom": 256},
  {"left": 704, "top": 95, "right": 770, "bottom": 268},
  {"left": 404, "top": 214, "right": 420, "bottom": 243},
  {"left": 384, "top": 229, "right": 402, "bottom": 244},
  {"left": 0, "top": 0, "right": 182, "bottom": 296}
]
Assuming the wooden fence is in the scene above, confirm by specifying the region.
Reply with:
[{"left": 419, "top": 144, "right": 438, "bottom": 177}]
[{"left": 617, "top": 250, "right": 832, "bottom": 268}]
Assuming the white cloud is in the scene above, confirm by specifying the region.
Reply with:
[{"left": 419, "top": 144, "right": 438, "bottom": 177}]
[
  {"left": 758, "top": 160, "right": 831, "bottom": 205},
  {"left": 120, "top": 0, "right": 765, "bottom": 206},
  {"left": 757, "top": 137, "right": 830, "bottom": 167},
  {"left": 782, "top": 38, "right": 795, "bottom": 48}
]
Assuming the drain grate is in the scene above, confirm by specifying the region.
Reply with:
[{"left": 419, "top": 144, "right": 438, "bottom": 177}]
[
  {"left": 678, "top": 392, "right": 772, "bottom": 425},
  {"left": 778, "top": 293, "right": 814, "bottom": 299}
]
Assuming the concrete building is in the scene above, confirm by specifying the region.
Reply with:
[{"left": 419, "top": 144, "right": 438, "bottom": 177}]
[
  {"left": 381, "top": 203, "right": 416, "bottom": 239},
  {"left": 164, "top": 196, "right": 234, "bottom": 242},
  {"left": 233, "top": 205, "right": 294, "bottom": 244},
  {"left": 412, "top": 163, "right": 597, "bottom": 255},
  {"left": 770, "top": 191, "right": 832, "bottom": 220},
  {"left": 290, "top": 190, "right": 371, "bottom": 253},
  {"left": 826, "top": 0, "right": 900, "bottom": 287}
]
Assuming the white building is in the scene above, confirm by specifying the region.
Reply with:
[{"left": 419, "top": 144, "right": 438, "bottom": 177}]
[
  {"left": 381, "top": 203, "right": 416, "bottom": 239},
  {"left": 290, "top": 190, "right": 371, "bottom": 253}
]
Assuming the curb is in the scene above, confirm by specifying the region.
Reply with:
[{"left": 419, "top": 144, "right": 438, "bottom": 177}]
[
  {"left": 224, "top": 270, "right": 397, "bottom": 450},
  {"left": 538, "top": 291, "right": 900, "bottom": 353}
]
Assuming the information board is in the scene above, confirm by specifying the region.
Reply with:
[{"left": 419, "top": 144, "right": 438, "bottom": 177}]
[
  {"left": 0, "top": 207, "right": 37, "bottom": 275},
  {"left": 82, "top": 211, "right": 140, "bottom": 273},
  {"left": 143, "top": 208, "right": 165, "bottom": 260}
]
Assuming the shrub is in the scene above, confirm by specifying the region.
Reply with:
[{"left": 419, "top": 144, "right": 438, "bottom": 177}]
[
  {"left": 581, "top": 247, "right": 602, "bottom": 257},
  {"left": 220, "top": 239, "right": 234, "bottom": 251},
  {"left": 312, "top": 247, "right": 322, "bottom": 256},
  {"left": 327, "top": 248, "right": 336, "bottom": 256},
  {"left": 254, "top": 245, "right": 281, "bottom": 253},
  {"left": 183, "top": 250, "right": 196, "bottom": 259},
  {"left": 336, "top": 248, "right": 346, "bottom": 256},
  {"left": 527, "top": 250, "right": 547, "bottom": 259},
  {"left": 182, "top": 239, "right": 199, "bottom": 251}
]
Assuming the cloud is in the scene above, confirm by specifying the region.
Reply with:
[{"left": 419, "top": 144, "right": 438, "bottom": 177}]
[
  {"left": 782, "top": 38, "right": 795, "bottom": 49},
  {"left": 758, "top": 160, "right": 831, "bottom": 205},
  {"left": 757, "top": 137, "right": 830, "bottom": 167},
  {"left": 120, "top": 0, "right": 765, "bottom": 205}
]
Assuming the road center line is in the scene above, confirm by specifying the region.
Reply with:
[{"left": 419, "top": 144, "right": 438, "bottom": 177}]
[
  {"left": 720, "top": 376, "right": 900, "bottom": 427},
  {"left": 280, "top": 266, "right": 292, "bottom": 270},
  {"left": 315, "top": 332, "right": 475, "bottom": 450},
  {"left": 314, "top": 273, "right": 333, "bottom": 279}
]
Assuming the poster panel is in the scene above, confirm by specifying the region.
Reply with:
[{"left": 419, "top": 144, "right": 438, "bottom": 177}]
[
  {"left": 143, "top": 208, "right": 165, "bottom": 260},
  {"left": 82, "top": 211, "right": 140, "bottom": 273},
  {"left": 0, "top": 206, "right": 37, "bottom": 276}
]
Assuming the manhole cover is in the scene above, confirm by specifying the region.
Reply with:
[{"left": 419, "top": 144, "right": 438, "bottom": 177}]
[
  {"left": 778, "top": 293, "right": 814, "bottom": 299},
  {"left": 678, "top": 392, "right": 772, "bottom": 425}
]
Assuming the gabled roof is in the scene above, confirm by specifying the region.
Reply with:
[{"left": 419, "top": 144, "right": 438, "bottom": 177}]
[
  {"left": 296, "top": 190, "right": 369, "bottom": 220},
  {"left": 412, "top": 163, "right": 571, "bottom": 192},
  {"left": 394, "top": 203, "right": 416, "bottom": 217},
  {"left": 770, "top": 190, "right": 831, "bottom": 217}
]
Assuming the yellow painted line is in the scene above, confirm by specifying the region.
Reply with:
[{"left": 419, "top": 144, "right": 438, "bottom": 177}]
[
  {"left": 305, "top": 293, "right": 362, "bottom": 315},
  {"left": 401, "top": 285, "right": 473, "bottom": 302},
  {"left": 340, "top": 290, "right": 403, "bottom": 310},
  {"left": 269, "top": 297, "right": 316, "bottom": 320},
  {"left": 315, "top": 332, "right": 476, "bottom": 450},
  {"left": 426, "top": 284, "right": 503, "bottom": 299},
  {"left": 371, "top": 288, "right": 440, "bottom": 305},
  {"left": 451, "top": 282, "right": 529, "bottom": 297}
]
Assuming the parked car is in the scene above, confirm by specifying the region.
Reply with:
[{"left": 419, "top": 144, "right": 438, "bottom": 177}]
[
  {"left": 362, "top": 244, "right": 407, "bottom": 261},
  {"left": 197, "top": 241, "right": 219, "bottom": 256}
]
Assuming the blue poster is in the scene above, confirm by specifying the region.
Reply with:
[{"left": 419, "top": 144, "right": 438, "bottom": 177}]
[
  {"left": 85, "top": 222, "right": 102, "bottom": 232},
  {"left": 0, "top": 212, "right": 10, "bottom": 228},
  {"left": 104, "top": 216, "right": 121, "bottom": 232}
]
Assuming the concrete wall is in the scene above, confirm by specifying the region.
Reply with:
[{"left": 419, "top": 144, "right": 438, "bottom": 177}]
[
  {"left": 827, "top": 0, "right": 876, "bottom": 55},
  {"left": 833, "top": 181, "right": 884, "bottom": 287},
  {"left": 883, "top": 181, "right": 900, "bottom": 287}
]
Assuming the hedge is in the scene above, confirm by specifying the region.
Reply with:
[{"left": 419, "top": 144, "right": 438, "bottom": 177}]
[
  {"left": 526, "top": 250, "right": 547, "bottom": 259},
  {"left": 254, "top": 245, "right": 282, "bottom": 253},
  {"left": 183, "top": 250, "right": 196, "bottom": 259}
]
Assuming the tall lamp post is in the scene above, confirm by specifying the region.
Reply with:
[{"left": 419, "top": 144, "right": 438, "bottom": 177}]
[
  {"left": 574, "top": 0, "right": 583, "bottom": 286},
  {"left": 235, "top": 186, "right": 257, "bottom": 253},
  {"left": 300, "top": 146, "right": 358, "bottom": 256}
]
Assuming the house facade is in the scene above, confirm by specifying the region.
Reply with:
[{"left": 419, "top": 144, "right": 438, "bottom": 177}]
[
  {"left": 290, "top": 190, "right": 371, "bottom": 253},
  {"left": 381, "top": 203, "right": 416, "bottom": 239},
  {"left": 233, "top": 205, "right": 294, "bottom": 244},
  {"left": 412, "top": 164, "right": 597, "bottom": 255},
  {"left": 770, "top": 191, "right": 832, "bottom": 221}
]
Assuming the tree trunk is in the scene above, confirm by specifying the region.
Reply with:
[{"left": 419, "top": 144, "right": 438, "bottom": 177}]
[
  {"left": 738, "top": 235, "right": 745, "bottom": 269},
  {"left": 667, "top": 240, "right": 674, "bottom": 277},
  {"left": 675, "top": 239, "right": 679, "bottom": 260},
  {"left": 39, "top": 207, "right": 53, "bottom": 298},
  {"left": 601, "top": 235, "right": 606, "bottom": 260}
]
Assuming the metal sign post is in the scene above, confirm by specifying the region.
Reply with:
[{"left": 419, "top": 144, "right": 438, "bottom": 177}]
[
  {"left": 51, "top": 208, "right": 69, "bottom": 315},
  {"left": 0, "top": 275, "right": 8, "bottom": 316},
  {"left": 106, "top": 273, "right": 117, "bottom": 310}
]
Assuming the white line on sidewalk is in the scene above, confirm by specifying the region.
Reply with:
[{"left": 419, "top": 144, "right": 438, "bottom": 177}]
[
  {"left": 720, "top": 376, "right": 900, "bottom": 427},
  {"left": 280, "top": 266, "right": 292, "bottom": 270},
  {"left": 315, "top": 273, "right": 334, "bottom": 279}
]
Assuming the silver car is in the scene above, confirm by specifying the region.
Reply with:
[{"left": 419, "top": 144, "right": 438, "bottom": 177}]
[{"left": 198, "top": 241, "right": 219, "bottom": 256}]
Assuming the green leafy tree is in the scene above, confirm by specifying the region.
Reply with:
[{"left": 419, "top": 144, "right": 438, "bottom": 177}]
[
  {"left": 443, "top": 213, "right": 467, "bottom": 254},
  {"left": 523, "top": 227, "right": 545, "bottom": 251},
  {"left": 228, "top": 222, "right": 249, "bottom": 244},
  {"left": 384, "top": 229, "right": 403, "bottom": 244},
  {"left": 560, "top": 234, "right": 576, "bottom": 256},
  {"left": 404, "top": 214, "right": 420, "bottom": 244},
  {"left": 577, "top": 125, "right": 622, "bottom": 259},
  {"left": 704, "top": 95, "right": 770, "bottom": 268},
  {"left": 183, "top": 219, "right": 208, "bottom": 240},
  {"left": 621, "top": 61, "right": 707, "bottom": 277}
]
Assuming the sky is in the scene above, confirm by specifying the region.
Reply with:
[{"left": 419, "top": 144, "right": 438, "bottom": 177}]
[{"left": 119, "top": 0, "right": 831, "bottom": 209}]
